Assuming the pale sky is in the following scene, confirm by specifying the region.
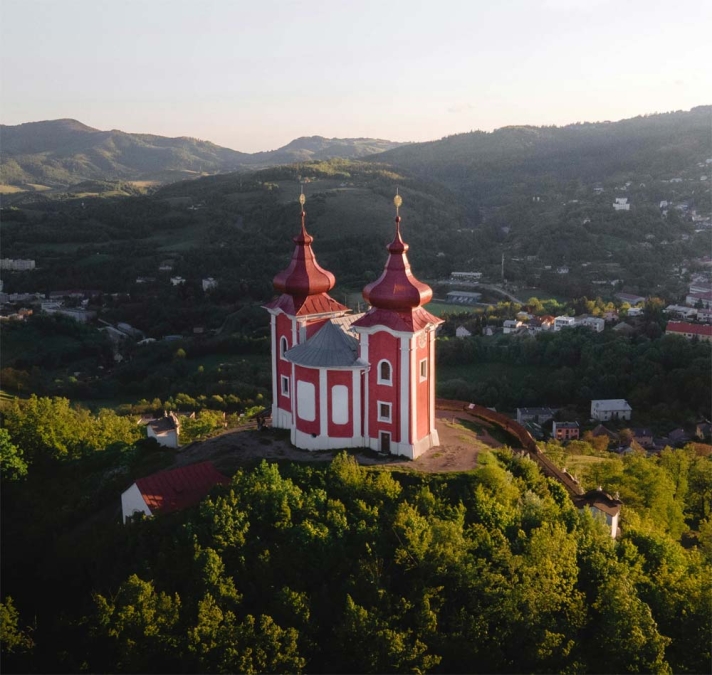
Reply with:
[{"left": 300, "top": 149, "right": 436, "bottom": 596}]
[{"left": 1, "top": 0, "right": 709, "bottom": 152}]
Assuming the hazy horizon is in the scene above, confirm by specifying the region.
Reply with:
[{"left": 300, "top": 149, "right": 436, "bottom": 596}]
[{"left": 1, "top": 0, "right": 710, "bottom": 153}]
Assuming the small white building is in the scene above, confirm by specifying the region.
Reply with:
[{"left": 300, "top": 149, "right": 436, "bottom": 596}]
[
  {"left": 686, "top": 292, "right": 712, "bottom": 309},
  {"left": 121, "top": 461, "right": 228, "bottom": 523},
  {"left": 554, "top": 316, "right": 576, "bottom": 331},
  {"left": 455, "top": 326, "right": 472, "bottom": 338},
  {"left": 580, "top": 316, "right": 605, "bottom": 332},
  {"left": 574, "top": 488, "right": 622, "bottom": 539},
  {"left": 591, "top": 399, "right": 632, "bottom": 422},
  {"left": 146, "top": 412, "right": 181, "bottom": 448},
  {"left": 170, "top": 276, "right": 186, "bottom": 286},
  {"left": 503, "top": 319, "right": 523, "bottom": 334},
  {"left": 202, "top": 277, "right": 218, "bottom": 291},
  {"left": 613, "top": 198, "right": 630, "bottom": 211}
]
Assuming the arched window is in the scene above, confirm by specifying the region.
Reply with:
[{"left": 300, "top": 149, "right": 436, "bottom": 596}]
[
  {"left": 377, "top": 360, "right": 392, "bottom": 385},
  {"left": 280, "top": 336, "right": 288, "bottom": 359}
]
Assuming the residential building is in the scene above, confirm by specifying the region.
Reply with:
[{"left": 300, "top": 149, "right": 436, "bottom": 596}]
[
  {"left": 503, "top": 319, "right": 523, "bottom": 334},
  {"left": 202, "top": 277, "right": 218, "bottom": 291},
  {"left": 146, "top": 411, "right": 181, "bottom": 448},
  {"left": 591, "top": 399, "right": 632, "bottom": 421},
  {"left": 455, "top": 326, "right": 472, "bottom": 338},
  {"left": 573, "top": 488, "right": 622, "bottom": 538},
  {"left": 554, "top": 315, "right": 576, "bottom": 331},
  {"left": 615, "top": 292, "right": 645, "bottom": 305},
  {"left": 517, "top": 407, "right": 557, "bottom": 425},
  {"left": 613, "top": 198, "right": 630, "bottom": 211},
  {"left": 632, "top": 428, "right": 654, "bottom": 449},
  {"left": 627, "top": 307, "right": 644, "bottom": 317},
  {"left": 685, "top": 291, "right": 712, "bottom": 309},
  {"left": 553, "top": 421, "right": 580, "bottom": 441},
  {"left": 665, "top": 321, "right": 712, "bottom": 341},
  {"left": 170, "top": 276, "right": 186, "bottom": 286},
  {"left": 121, "top": 461, "right": 228, "bottom": 523},
  {"left": 665, "top": 305, "right": 698, "bottom": 320},
  {"left": 698, "top": 309, "right": 712, "bottom": 323},
  {"left": 580, "top": 316, "right": 605, "bottom": 332}
]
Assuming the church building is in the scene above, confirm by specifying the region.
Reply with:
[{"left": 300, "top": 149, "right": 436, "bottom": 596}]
[{"left": 264, "top": 193, "right": 443, "bottom": 459}]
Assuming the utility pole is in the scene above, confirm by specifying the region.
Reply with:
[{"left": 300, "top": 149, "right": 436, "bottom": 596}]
[{"left": 501, "top": 253, "right": 505, "bottom": 285}]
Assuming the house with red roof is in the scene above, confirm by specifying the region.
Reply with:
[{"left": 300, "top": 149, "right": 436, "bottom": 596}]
[
  {"left": 665, "top": 321, "right": 712, "bottom": 342},
  {"left": 121, "top": 461, "right": 228, "bottom": 523},
  {"left": 264, "top": 192, "right": 442, "bottom": 459}
]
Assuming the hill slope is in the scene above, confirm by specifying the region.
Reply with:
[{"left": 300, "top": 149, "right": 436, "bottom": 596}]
[
  {"left": 0, "top": 120, "right": 405, "bottom": 189},
  {"left": 374, "top": 106, "right": 712, "bottom": 205}
]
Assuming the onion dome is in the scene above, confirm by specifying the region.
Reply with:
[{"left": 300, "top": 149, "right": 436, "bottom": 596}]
[
  {"left": 362, "top": 201, "right": 433, "bottom": 311},
  {"left": 266, "top": 193, "right": 347, "bottom": 317},
  {"left": 273, "top": 205, "right": 336, "bottom": 297}
]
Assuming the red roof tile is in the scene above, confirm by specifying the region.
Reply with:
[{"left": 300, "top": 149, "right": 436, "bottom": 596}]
[
  {"left": 666, "top": 321, "right": 712, "bottom": 337},
  {"left": 265, "top": 292, "right": 348, "bottom": 316},
  {"left": 353, "top": 306, "right": 443, "bottom": 332},
  {"left": 135, "top": 461, "right": 229, "bottom": 515}
]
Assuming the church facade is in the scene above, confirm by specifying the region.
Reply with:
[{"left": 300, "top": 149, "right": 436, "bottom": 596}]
[{"left": 264, "top": 194, "right": 442, "bottom": 459}]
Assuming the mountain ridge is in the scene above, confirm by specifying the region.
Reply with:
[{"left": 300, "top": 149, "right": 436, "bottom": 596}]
[{"left": 0, "top": 119, "right": 406, "bottom": 189}]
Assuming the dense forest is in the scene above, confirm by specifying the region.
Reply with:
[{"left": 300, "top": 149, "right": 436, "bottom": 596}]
[{"left": 1, "top": 449, "right": 710, "bottom": 673}]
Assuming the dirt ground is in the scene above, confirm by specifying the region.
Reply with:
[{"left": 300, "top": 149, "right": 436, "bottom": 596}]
[{"left": 173, "top": 411, "right": 506, "bottom": 476}]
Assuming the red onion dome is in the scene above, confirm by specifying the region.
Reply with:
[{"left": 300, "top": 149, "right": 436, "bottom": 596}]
[
  {"left": 273, "top": 212, "right": 336, "bottom": 297},
  {"left": 362, "top": 215, "right": 433, "bottom": 310}
]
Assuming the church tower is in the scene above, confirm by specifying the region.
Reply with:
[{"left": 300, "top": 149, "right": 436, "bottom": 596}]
[
  {"left": 352, "top": 194, "right": 443, "bottom": 459},
  {"left": 264, "top": 193, "right": 350, "bottom": 430}
]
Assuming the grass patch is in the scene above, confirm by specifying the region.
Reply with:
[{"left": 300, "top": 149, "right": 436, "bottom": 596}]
[
  {"left": 0, "top": 185, "right": 26, "bottom": 194},
  {"left": 426, "top": 301, "right": 481, "bottom": 317}
]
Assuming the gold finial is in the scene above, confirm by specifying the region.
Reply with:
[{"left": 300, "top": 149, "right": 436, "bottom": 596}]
[
  {"left": 299, "top": 186, "right": 306, "bottom": 210},
  {"left": 394, "top": 189, "right": 402, "bottom": 216}
]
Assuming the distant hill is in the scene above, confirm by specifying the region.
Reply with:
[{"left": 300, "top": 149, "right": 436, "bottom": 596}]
[
  {"left": 0, "top": 120, "right": 405, "bottom": 189},
  {"left": 245, "top": 136, "right": 403, "bottom": 167},
  {"left": 374, "top": 106, "right": 712, "bottom": 205}
]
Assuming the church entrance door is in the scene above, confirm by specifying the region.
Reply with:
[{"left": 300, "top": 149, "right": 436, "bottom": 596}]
[{"left": 380, "top": 432, "right": 391, "bottom": 454}]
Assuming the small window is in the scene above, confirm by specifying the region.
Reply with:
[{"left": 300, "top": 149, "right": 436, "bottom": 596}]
[
  {"left": 378, "top": 401, "right": 391, "bottom": 422},
  {"left": 281, "top": 375, "right": 290, "bottom": 398},
  {"left": 377, "top": 360, "right": 392, "bottom": 385},
  {"left": 419, "top": 358, "right": 427, "bottom": 382},
  {"left": 280, "top": 336, "right": 288, "bottom": 359}
]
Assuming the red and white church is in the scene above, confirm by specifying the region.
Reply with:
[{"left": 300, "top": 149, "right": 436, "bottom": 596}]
[{"left": 264, "top": 193, "right": 443, "bottom": 459}]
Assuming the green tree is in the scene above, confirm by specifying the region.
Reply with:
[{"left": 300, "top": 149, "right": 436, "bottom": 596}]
[{"left": 0, "top": 428, "right": 28, "bottom": 480}]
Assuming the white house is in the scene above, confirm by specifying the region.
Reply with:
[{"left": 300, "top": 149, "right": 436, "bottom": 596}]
[
  {"left": 455, "top": 326, "right": 472, "bottom": 338},
  {"left": 554, "top": 316, "right": 576, "bottom": 331},
  {"left": 202, "top": 277, "right": 218, "bottom": 291},
  {"left": 170, "top": 276, "right": 186, "bottom": 286},
  {"left": 613, "top": 198, "right": 630, "bottom": 211},
  {"left": 627, "top": 307, "right": 644, "bottom": 317},
  {"left": 591, "top": 399, "right": 632, "bottom": 421},
  {"left": 686, "top": 291, "right": 712, "bottom": 309},
  {"left": 580, "top": 316, "right": 605, "bottom": 333},
  {"left": 121, "top": 461, "right": 228, "bottom": 523},
  {"left": 574, "top": 488, "right": 622, "bottom": 539},
  {"left": 146, "top": 412, "right": 181, "bottom": 448},
  {"left": 503, "top": 319, "right": 523, "bottom": 334}
]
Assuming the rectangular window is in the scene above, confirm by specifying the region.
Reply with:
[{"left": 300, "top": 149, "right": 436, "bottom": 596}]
[
  {"left": 281, "top": 375, "right": 290, "bottom": 398},
  {"left": 331, "top": 385, "right": 349, "bottom": 425},
  {"left": 378, "top": 401, "right": 391, "bottom": 423},
  {"left": 297, "top": 380, "right": 316, "bottom": 422},
  {"left": 419, "top": 358, "right": 427, "bottom": 382}
]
